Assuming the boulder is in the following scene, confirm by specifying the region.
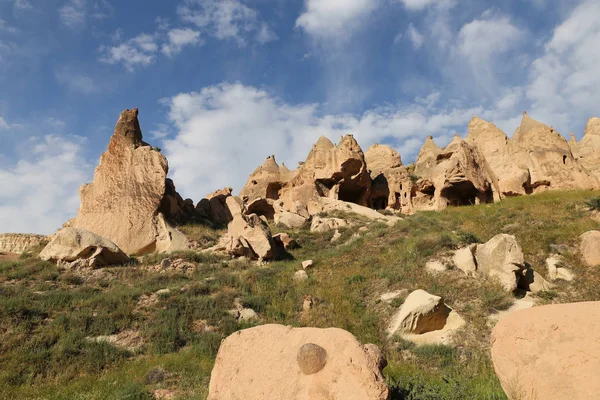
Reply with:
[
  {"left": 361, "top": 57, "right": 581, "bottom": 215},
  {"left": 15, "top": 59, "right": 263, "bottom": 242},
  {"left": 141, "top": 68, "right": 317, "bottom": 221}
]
[
  {"left": 214, "top": 213, "right": 277, "bottom": 260},
  {"left": 0, "top": 233, "right": 47, "bottom": 254},
  {"left": 310, "top": 217, "right": 351, "bottom": 233},
  {"left": 546, "top": 255, "right": 574, "bottom": 281},
  {"left": 208, "top": 324, "right": 389, "bottom": 400},
  {"left": 491, "top": 302, "right": 600, "bottom": 400},
  {"left": 294, "top": 270, "right": 308, "bottom": 282},
  {"left": 245, "top": 198, "right": 276, "bottom": 220},
  {"left": 158, "top": 178, "right": 195, "bottom": 225},
  {"left": 196, "top": 188, "right": 235, "bottom": 225},
  {"left": 518, "top": 268, "right": 555, "bottom": 293},
  {"left": 570, "top": 117, "right": 600, "bottom": 180},
  {"left": 39, "top": 228, "right": 129, "bottom": 266},
  {"left": 302, "top": 260, "right": 315, "bottom": 269},
  {"left": 475, "top": 234, "right": 526, "bottom": 292},
  {"left": 70, "top": 109, "right": 188, "bottom": 255},
  {"left": 453, "top": 245, "right": 477, "bottom": 275},
  {"left": 272, "top": 233, "right": 299, "bottom": 251},
  {"left": 387, "top": 289, "right": 451, "bottom": 335},
  {"left": 274, "top": 211, "right": 308, "bottom": 229},
  {"left": 580, "top": 230, "right": 600, "bottom": 266}
]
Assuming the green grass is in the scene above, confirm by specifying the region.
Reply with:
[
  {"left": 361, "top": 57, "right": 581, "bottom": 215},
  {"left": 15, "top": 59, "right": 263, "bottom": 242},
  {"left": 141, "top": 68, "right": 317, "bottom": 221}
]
[{"left": 1, "top": 190, "right": 599, "bottom": 399}]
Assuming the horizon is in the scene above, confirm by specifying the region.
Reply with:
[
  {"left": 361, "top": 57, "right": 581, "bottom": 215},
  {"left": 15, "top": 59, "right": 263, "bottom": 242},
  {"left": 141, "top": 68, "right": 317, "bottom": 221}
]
[{"left": 1, "top": 0, "right": 599, "bottom": 234}]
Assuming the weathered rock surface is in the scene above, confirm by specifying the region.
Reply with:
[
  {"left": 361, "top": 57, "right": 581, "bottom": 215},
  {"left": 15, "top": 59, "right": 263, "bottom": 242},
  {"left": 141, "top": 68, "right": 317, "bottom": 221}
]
[
  {"left": 570, "top": 117, "right": 600, "bottom": 180},
  {"left": 213, "top": 213, "right": 277, "bottom": 260},
  {"left": 453, "top": 245, "right": 477, "bottom": 275},
  {"left": 240, "top": 155, "right": 286, "bottom": 204},
  {"left": 274, "top": 211, "right": 308, "bottom": 229},
  {"left": 208, "top": 324, "right": 389, "bottom": 400},
  {"left": 0, "top": 233, "right": 47, "bottom": 254},
  {"left": 196, "top": 188, "right": 237, "bottom": 225},
  {"left": 39, "top": 228, "right": 129, "bottom": 266},
  {"left": 546, "top": 255, "right": 574, "bottom": 281},
  {"left": 365, "top": 144, "right": 413, "bottom": 212},
  {"left": 272, "top": 233, "right": 298, "bottom": 251},
  {"left": 580, "top": 230, "right": 600, "bottom": 266},
  {"left": 310, "top": 217, "right": 351, "bottom": 233},
  {"left": 491, "top": 302, "right": 600, "bottom": 400},
  {"left": 387, "top": 289, "right": 451, "bottom": 335},
  {"left": 70, "top": 109, "right": 188, "bottom": 255},
  {"left": 475, "top": 234, "right": 526, "bottom": 292}
]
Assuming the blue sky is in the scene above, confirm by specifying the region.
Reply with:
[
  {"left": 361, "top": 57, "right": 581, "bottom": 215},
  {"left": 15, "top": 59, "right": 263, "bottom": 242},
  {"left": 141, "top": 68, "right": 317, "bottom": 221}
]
[{"left": 1, "top": 0, "right": 599, "bottom": 233}]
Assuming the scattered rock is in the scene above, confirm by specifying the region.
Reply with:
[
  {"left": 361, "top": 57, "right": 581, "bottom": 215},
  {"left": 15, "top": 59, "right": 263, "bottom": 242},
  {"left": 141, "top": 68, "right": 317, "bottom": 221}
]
[
  {"left": 207, "top": 324, "right": 389, "bottom": 400},
  {"left": 518, "top": 269, "right": 555, "bottom": 293},
  {"left": 310, "top": 217, "right": 351, "bottom": 233},
  {"left": 580, "top": 230, "right": 600, "bottom": 266},
  {"left": 453, "top": 245, "right": 477, "bottom": 275},
  {"left": 229, "top": 298, "right": 258, "bottom": 322},
  {"left": 86, "top": 329, "right": 143, "bottom": 352},
  {"left": 155, "top": 288, "right": 170, "bottom": 296},
  {"left": 301, "top": 260, "right": 315, "bottom": 269},
  {"left": 387, "top": 289, "right": 452, "bottom": 336},
  {"left": 302, "top": 295, "right": 314, "bottom": 312},
  {"left": 491, "top": 301, "right": 600, "bottom": 400},
  {"left": 425, "top": 260, "right": 447, "bottom": 273},
  {"left": 272, "top": 232, "right": 299, "bottom": 251},
  {"left": 160, "top": 258, "right": 172, "bottom": 269},
  {"left": 475, "top": 234, "right": 526, "bottom": 292},
  {"left": 213, "top": 213, "right": 277, "bottom": 260},
  {"left": 546, "top": 254, "right": 574, "bottom": 281},
  {"left": 39, "top": 228, "right": 129, "bottom": 267},
  {"left": 274, "top": 211, "right": 308, "bottom": 229},
  {"left": 330, "top": 229, "right": 342, "bottom": 242},
  {"left": 294, "top": 270, "right": 308, "bottom": 282}
]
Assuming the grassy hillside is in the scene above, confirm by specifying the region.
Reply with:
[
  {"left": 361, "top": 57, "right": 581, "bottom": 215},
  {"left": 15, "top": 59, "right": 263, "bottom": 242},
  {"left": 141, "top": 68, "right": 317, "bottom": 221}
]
[{"left": 1, "top": 190, "right": 599, "bottom": 399}]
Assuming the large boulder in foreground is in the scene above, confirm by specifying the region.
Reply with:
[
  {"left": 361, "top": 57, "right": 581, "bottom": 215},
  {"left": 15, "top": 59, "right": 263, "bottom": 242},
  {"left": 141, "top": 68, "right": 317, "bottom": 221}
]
[
  {"left": 40, "top": 228, "right": 129, "bottom": 266},
  {"left": 70, "top": 108, "right": 188, "bottom": 255},
  {"left": 491, "top": 302, "right": 600, "bottom": 400},
  {"left": 208, "top": 324, "right": 389, "bottom": 400}
]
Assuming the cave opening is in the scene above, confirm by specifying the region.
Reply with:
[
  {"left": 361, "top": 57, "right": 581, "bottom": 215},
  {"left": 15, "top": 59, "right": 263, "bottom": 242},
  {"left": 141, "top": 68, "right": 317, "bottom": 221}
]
[
  {"left": 338, "top": 180, "right": 367, "bottom": 205},
  {"left": 440, "top": 181, "right": 481, "bottom": 207},
  {"left": 266, "top": 182, "right": 282, "bottom": 200}
]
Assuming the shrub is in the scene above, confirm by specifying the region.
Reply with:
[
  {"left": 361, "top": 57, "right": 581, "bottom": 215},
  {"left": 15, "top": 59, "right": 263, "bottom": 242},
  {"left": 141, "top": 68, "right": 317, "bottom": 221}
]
[
  {"left": 457, "top": 231, "right": 480, "bottom": 244},
  {"left": 585, "top": 197, "right": 600, "bottom": 211}
]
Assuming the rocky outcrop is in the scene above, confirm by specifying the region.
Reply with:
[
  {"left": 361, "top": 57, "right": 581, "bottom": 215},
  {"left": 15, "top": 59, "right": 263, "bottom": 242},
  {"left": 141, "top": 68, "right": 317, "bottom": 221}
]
[
  {"left": 70, "top": 109, "right": 189, "bottom": 255},
  {"left": 196, "top": 188, "right": 238, "bottom": 225},
  {"left": 475, "top": 234, "right": 526, "bottom": 292},
  {"left": 39, "top": 228, "right": 129, "bottom": 267},
  {"left": 365, "top": 144, "right": 413, "bottom": 212},
  {"left": 208, "top": 324, "right": 389, "bottom": 400},
  {"left": 239, "top": 155, "right": 286, "bottom": 204},
  {"left": 212, "top": 213, "right": 277, "bottom": 260},
  {"left": 491, "top": 302, "right": 600, "bottom": 400},
  {"left": 0, "top": 233, "right": 47, "bottom": 254},
  {"left": 413, "top": 136, "right": 498, "bottom": 210},
  {"left": 159, "top": 178, "right": 195, "bottom": 225},
  {"left": 570, "top": 117, "right": 600, "bottom": 180}
]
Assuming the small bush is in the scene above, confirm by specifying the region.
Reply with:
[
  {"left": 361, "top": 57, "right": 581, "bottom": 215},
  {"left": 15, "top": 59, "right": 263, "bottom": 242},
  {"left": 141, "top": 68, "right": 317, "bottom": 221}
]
[
  {"left": 535, "top": 290, "right": 558, "bottom": 301},
  {"left": 482, "top": 288, "right": 513, "bottom": 311},
  {"left": 457, "top": 231, "right": 480, "bottom": 244},
  {"left": 145, "top": 367, "right": 168, "bottom": 384},
  {"left": 585, "top": 197, "right": 600, "bottom": 211}
]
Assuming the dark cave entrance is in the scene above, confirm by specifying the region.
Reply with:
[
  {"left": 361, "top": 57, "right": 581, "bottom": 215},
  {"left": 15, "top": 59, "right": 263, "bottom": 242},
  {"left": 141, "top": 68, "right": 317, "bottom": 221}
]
[
  {"left": 441, "top": 181, "right": 483, "bottom": 207},
  {"left": 370, "top": 174, "right": 390, "bottom": 210},
  {"left": 338, "top": 181, "right": 368, "bottom": 205},
  {"left": 266, "top": 182, "right": 282, "bottom": 200}
]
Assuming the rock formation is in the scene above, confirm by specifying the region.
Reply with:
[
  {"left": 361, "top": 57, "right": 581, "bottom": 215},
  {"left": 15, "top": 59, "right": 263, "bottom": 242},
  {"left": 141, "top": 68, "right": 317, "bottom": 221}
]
[
  {"left": 69, "top": 109, "right": 189, "bottom": 255},
  {"left": 580, "top": 230, "right": 600, "bottom": 266},
  {"left": 0, "top": 233, "right": 47, "bottom": 254},
  {"left": 491, "top": 302, "right": 600, "bottom": 400},
  {"left": 387, "top": 289, "right": 451, "bottom": 335},
  {"left": 40, "top": 228, "right": 129, "bottom": 267},
  {"left": 239, "top": 155, "right": 286, "bottom": 203},
  {"left": 208, "top": 324, "right": 389, "bottom": 400},
  {"left": 364, "top": 144, "right": 413, "bottom": 212},
  {"left": 196, "top": 188, "right": 239, "bottom": 225},
  {"left": 212, "top": 213, "right": 277, "bottom": 260},
  {"left": 570, "top": 117, "right": 600, "bottom": 180}
]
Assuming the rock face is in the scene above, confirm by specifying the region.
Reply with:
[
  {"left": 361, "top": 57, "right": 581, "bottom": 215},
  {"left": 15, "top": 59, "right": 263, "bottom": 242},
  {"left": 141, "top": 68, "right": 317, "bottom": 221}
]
[
  {"left": 196, "top": 188, "right": 237, "bottom": 225},
  {"left": 39, "top": 228, "right": 129, "bottom": 266},
  {"left": 475, "top": 234, "right": 526, "bottom": 292},
  {"left": 570, "top": 117, "right": 600, "bottom": 180},
  {"left": 0, "top": 233, "right": 47, "bottom": 254},
  {"left": 70, "top": 109, "right": 188, "bottom": 255},
  {"left": 364, "top": 144, "right": 413, "bottom": 212},
  {"left": 213, "top": 213, "right": 277, "bottom": 260},
  {"left": 414, "top": 136, "right": 499, "bottom": 211},
  {"left": 239, "top": 156, "right": 286, "bottom": 203},
  {"left": 387, "top": 289, "right": 451, "bottom": 335},
  {"left": 491, "top": 302, "right": 600, "bottom": 400},
  {"left": 580, "top": 230, "right": 600, "bottom": 266},
  {"left": 208, "top": 324, "right": 389, "bottom": 400}
]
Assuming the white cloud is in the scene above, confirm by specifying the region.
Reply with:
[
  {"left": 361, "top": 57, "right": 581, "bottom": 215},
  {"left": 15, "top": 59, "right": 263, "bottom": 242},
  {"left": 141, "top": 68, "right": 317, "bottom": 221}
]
[
  {"left": 0, "top": 19, "right": 17, "bottom": 33},
  {"left": 256, "top": 23, "right": 278, "bottom": 44},
  {"left": 161, "top": 83, "right": 487, "bottom": 201},
  {"left": 55, "top": 67, "right": 99, "bottom": 94},
  {"left": 162, "top": 28, "right": 202, "bottom": 57},
  {"left": 178, "top": 0, "right": 274, "bottom": 46},
  {"left": 0, "top": 135, "right": 92, "bottom": 234},
  {"left": 406, "top": 23, "right": 424, "bottom": 48},
  {"left": 296, "top": 0, "right": 378, "bottom": 38},
  {"left": 99, "top": 33, "right": 159, "bottom": 71},
  {"left": 59, "top": 0, "right": 86, "bottom": 29},
  {"left": 526, "top": 0, "right": 600, "bottom": 132},
  {"left": 398, "top": 0, "right": 437, "bottom": 10},
  {"left": 13, "top": 0, "right": 33, "bottom": 11}
]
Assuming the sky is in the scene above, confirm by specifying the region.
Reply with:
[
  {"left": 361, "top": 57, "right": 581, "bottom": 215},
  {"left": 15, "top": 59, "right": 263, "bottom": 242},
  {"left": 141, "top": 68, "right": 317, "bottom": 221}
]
[{"left": 1, "top": 0, "right": 599, "bottom": 234}]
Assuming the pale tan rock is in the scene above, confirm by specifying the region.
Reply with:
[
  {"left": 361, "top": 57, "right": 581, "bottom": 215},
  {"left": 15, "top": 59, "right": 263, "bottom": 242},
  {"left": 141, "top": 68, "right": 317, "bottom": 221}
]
[
  {"left": 310, "top": 197, "right": 393, "bottom": 221},
  {"left": 380, "top": 289, "right": 408, "bottom": 303},
  {"left": 294, "top": 270, "right": 308, "bottom": 282},
  {"left": 214, "top": 213, "right": 277, "bottom": 260},
  {"left": 475, "top": 234, "right": 526, "bottom": 292},
  {"left": 546, "top": 255, "right": 574, "bottom": 281},
  {"left": 453, "top": 245, "right": 477, "bottom": 275},
  {"left": 310, "top": 217, "right": 351, "bottom": 233},
  {"left": 198, "top": 188, "right": 235, "bottom": 225},
  {"left": 274, "top": 211, "right": 308, "bottom": 229},
  {"left": 0, "top": 233, "right": 47, "bottom": 254},
  {"left": 208, "top": 324, "right": 389, "bottom": 400},
  {"left": 240, "top": 155, "right": 284, "bottom": 203},
  {"left": 365, "top": 144, "right": 413, "bottom": 212},
  {"left": 570, "top": 117, "right": 600, "bottom": 180},
  {"left": 70, "top": 109, "right": 188, "bottom": 255},
  {"left": 245, "top": 197, "right": 275, "bottom": 220},
  {"left": 580, "top": 230, "right": 600, "bottom": 266},
  {"left": 491, "top": 301, "right": 600, "bottom": 400},
  {"left": 39, "top": 228, "right": 129, "bottom": 266},
  {"left": 387, "top": 289, "right": 451, "bottom": 336},
  {"left": 519, "top": 269, "right": 555, "bottom": 293},
  {"left": 302, "top": 260, "right": 315, "bottom": 269}
]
